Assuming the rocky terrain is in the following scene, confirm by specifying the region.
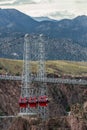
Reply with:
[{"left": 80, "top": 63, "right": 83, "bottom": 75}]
[{"left": 0, "top": 79, "right": 87, "bottom": 130}]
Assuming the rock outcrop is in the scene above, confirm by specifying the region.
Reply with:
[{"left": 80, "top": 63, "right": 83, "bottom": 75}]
[{"left": 0, "top": 80, "right": 87, "bottom": 130}]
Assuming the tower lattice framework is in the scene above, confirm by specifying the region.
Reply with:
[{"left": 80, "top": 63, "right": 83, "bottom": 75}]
[
  {"left": 19, "top": 34, "right": 49, "bottom": 120},
  {"left": 20, "top": 34, "right": 37, "bottom": 115},
  {"left": 37, "top": 34, "right": 49, "bottom": 120}
]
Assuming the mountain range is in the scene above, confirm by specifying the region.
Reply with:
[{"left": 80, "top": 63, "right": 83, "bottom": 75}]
[{"left": 0, "top": 8, "right": 87, "bottom": 61}]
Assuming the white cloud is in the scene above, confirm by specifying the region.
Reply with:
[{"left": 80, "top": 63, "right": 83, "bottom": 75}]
[
  {"left": 75, "top": 0, "right": 87, "bottom": 3},
  {"left": 0, "top": 0, "right": 76, "bottom": 5},
  {"left": 0, "top": 0, "right": 87, "bottom": 20},
  {"left": 0, "top": 0, "right": 33, "bottom": 5},
  {"left": 0, "top": 0, "right": 16, "bottom": 5},
  {"left": 48, "top": 10, "right": 75, "bottom": 20}
]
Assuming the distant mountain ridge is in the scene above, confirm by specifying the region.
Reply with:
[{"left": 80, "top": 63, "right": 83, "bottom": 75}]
[
  {"left": 0, "top": 8, "right": 87, "bottom": 61},
  {"left": 0, "top": 8, "right": 38, "bottom": 33}
]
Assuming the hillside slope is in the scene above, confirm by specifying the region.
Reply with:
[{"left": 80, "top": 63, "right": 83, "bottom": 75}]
[
  {"left": 0, "top": 8, "right": 38, "bottom": 33},
  {"left": 0, "top": 80, "right": 87, "bottom": 130},
  {"left": 0, "top": 58, "right": 87, "bottom": 76},
  {"left": 0, "top": 9, "right": 87, "bottom": 60}
]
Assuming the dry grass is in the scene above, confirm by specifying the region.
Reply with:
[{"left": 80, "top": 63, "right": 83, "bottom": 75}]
[{"left": 0, "top": 58, "right": 87, "bottom": 76}]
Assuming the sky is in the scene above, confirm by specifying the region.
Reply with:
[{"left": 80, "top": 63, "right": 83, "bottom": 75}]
[{"left": 0, "top": 0, "right": 87, "bottom": 20}]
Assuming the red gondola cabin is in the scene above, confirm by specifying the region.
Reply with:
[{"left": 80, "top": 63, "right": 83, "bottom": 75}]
[
  {"left": 28, "top": 97, "right": 38, "bottom": 107},
  {"left": 38, "top": 96, "right": 49, "bottom": 107},
  {"left": 19, "top": 97, "right": 28, "bottom": 108}
]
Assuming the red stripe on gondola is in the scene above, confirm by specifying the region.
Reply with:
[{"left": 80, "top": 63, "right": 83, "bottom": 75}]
[
  {"left": 38, "top": 96, "right": 49, "bottom": 107},
  {"left": 19, "top": 97, "right": 28, "bottom": 108},
  {"left": 28, "top": 97, "right": 38, "bottom": 108}
]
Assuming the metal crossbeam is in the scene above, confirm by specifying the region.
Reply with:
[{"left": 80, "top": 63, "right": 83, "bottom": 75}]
[
  {"left": 0, "top": 115, "right": 17, "bottom": 118},
  {"left": 0, "top": 75, "right": 87, "bottom": 85}
]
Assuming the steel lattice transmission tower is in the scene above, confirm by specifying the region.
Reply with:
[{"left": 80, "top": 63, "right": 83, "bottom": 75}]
[
  {"left": 37, "top": 34, "right": 49, "bottom": 120},
  {"left": 19, "top": 34, "right": 49, "bottom": 120},
  {"left": 19, "top": 34, "right": 37, "bottom": 116}
]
